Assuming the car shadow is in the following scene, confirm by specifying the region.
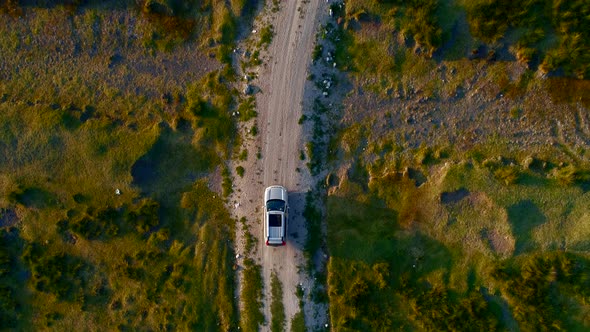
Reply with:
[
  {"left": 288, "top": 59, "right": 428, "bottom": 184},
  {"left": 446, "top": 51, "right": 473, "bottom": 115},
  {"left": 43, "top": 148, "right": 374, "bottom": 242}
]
[{"left": 284, "top": 191, "right": 308, "bottom": 251}]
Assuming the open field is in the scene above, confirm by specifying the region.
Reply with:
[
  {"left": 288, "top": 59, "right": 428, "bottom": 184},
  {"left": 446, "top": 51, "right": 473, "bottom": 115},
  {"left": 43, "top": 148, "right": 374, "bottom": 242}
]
[
  {"left": 318, "top": 0, "right": 590, "bottom": 330},
  {"left": 0, "top": 0, "right": 259, "bottom": 329},
  {"left": 3, "top": 0, "right": 590, "bottom": 330}
]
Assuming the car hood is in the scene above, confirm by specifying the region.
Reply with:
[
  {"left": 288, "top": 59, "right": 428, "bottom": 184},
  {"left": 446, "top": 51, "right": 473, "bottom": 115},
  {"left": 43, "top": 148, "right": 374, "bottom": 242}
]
[{"left": 265, "top": 186, "right": 288, "bottom": 202}]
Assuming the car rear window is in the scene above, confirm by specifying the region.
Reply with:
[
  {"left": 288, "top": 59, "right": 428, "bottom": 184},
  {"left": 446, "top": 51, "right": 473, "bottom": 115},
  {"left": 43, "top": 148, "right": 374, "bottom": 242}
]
[{"left": 269, "top": 214, "right": 282, "bottom": 227}]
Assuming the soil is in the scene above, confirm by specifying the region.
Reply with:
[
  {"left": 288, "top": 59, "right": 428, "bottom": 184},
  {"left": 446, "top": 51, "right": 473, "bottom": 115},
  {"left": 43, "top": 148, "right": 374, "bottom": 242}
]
[
  {"left": 341, "top": 59, "right": 590, "bottom": 163},
  {"left": 484, "top": 228, "right": 515, "bottom": 256}
]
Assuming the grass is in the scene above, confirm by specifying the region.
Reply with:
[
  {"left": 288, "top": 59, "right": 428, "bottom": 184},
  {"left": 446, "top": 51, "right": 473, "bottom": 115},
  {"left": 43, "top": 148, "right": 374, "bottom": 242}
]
[
  {"left": 463, "top": 0, "right": 590, "bottom": 78},
  {"left": 270, "top": 272, "right": 286, "bottom": 332},
  {"left": 290, "top": 284, "right": 306, "bottom": 332},
  {"left": 258, "top": 24, "right": 275, "bottom": 49},
  {"left": 0, "top": 2, "right": 249, "bottom": 329},
  {"left": 236, "top": 165, "right": 245, "bottom": 177},
  {"left": 334, "top": 0, "right": 590, "bottom": 79},
  {"left": 240, "top": 217, "right": 257, "bottom": 255},
  {"left": 222, "top": 166, "right": 234, "bottom": 197},
  {"left": 321, "top": 1, "right": 590, "bottom": 330},
  {"left": 326, "top": 150, "right": 590, "bottom": 330},
  {"left": 238, "top": 96, "right": 258, "bottom": 122},
  {"left": 240, "top": 258, "right": 264, "bottom": 332}
]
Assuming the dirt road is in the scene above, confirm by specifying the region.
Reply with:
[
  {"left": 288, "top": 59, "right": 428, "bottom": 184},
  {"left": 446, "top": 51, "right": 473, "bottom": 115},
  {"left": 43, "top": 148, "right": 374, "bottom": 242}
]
[{"left": 231, "top": 0, "right": 328, "bottom": 330}]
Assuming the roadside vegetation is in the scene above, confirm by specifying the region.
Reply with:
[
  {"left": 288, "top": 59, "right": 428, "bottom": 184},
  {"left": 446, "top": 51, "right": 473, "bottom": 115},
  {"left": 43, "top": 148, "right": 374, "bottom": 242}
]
[
  {"left": 318, "top": 0, "right": 590, "bottom": 330},
  {"left": 240, "top": 258, "right": 265, "bottom": 332},
  {"left": 290, "top": 284, "right": 306, "bottom": 332},
  {"left": 270, "top": 272, "right": 286, "bottom": 332},
  {"left": 238, "top": 216, "right": 264, "bottom": 332},
  {"left": 0, "top": 0, "right": 260, "bottom": 329}
]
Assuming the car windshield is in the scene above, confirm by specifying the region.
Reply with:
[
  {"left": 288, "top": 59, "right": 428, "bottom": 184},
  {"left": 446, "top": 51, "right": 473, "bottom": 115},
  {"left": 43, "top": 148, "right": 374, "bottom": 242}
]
[{"left": 266, "top": 199, "right": 286, "bottom": 212}]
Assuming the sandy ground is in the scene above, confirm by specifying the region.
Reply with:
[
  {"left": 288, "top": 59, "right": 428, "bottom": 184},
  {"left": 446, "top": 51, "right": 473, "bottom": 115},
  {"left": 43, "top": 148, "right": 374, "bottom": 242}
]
[{"left": 230, "top": 0, "right": 329, "bottom": 330}]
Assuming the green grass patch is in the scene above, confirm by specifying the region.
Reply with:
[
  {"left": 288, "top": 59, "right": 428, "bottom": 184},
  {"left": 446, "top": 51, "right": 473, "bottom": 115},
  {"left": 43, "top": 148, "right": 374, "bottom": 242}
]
[
  {"left": 492, "top": 251, "right": 590, "bottom": 331},
  {"left": 290, "top": 284, "right": 306, "bottom": 332},
  {"left": 327, "top": 150, "right": 590, "bottom": 330},
  {"left": 258, "top": 24, "right": 275, "bottom": 49},
  {"left": 236, "top": 165, "right": 245, "bottom": 178},
  {"left": 222, "top": 166, "right": 234, "bottom": 197},
  {"left": 463, "top": 0, "right": 590, "bottom": 78},
  {"left": 240, "top": 217, "right": 257, "bottom": 255},
  {"left": 290, "top": 311, "right": 306, "bottom": 332},
  {"left": 240, "top": 258, "right": 264, "bottom": 332},
  {"left": 0, "top": 5, "right": 244, "bottom": 329},
  {"left": 0, "top": 228, "right": 29, "bottom": 330},
  {"left": 270, "top": 272, "right": 286, "bottom": 332},
  {"left": 238, "top": 96, "right": 257, "bottom": 122}
]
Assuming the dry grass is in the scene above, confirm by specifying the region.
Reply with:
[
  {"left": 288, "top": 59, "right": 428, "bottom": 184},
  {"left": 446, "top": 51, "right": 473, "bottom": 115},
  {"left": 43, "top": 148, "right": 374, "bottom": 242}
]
[{"left": 0, "top": 3, "right": 247, "bottom": 329}]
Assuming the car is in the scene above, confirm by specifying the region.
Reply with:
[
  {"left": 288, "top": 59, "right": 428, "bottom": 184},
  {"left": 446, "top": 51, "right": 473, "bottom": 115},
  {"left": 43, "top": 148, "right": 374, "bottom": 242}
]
[{"left": 264, "top": 185, "right": 288, "bottom": 246}]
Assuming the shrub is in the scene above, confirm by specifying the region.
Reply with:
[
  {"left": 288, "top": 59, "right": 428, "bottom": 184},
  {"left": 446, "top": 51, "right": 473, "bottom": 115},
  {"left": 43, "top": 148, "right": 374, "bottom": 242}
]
[
  {"left": 238, "top": 149, "right": 248, "bottom": 161},
  {"left": 258, "top": 25, "right": 275, "bottom": 49},
  {"left": 250, "top": 124, "right": 258, "bottom": 136},
  {"left": 0, "top": 228, "right": 26, "bottom": 328},
  {"left": 494, "top": 166, "right": 520, "bottom": 185},
  {"left": 127, "top": 199, "right": 160, "bottom": 234},
  {"left": 238, "top": 97, "right": 257, "bottom": 121},
  {"left": 236, "top": 165, "right": 245, "bottom": 177},
  {"left": 492, "top": 252, "right": 590, "bottom": 331},
  {"left": 222, "top": 167, "right": 233, "bottom": 197},
  {"left": 312, "top": 43, "right": 323, "bottom": 62},
  {"left": 551, "top": 164, "right": 589, "bottom": 185},
  {"left": 23, "top": 244, "right": 93, "bottom": 302},
  {"left": 510, "top": 106, "right": 522, "bottom": 119},
  {"left": 70, "top": 208, "right": 120, "bottom": 240}
]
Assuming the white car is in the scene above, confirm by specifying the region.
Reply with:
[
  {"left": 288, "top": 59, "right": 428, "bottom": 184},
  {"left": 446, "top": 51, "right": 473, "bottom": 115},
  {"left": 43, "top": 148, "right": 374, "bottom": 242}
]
[{"left": 264, "top": 185, "right": 288, "bottom": 246}]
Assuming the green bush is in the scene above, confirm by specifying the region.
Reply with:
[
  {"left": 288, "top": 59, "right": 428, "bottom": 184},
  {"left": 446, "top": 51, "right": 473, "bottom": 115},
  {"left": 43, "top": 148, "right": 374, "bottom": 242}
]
[
  {"left": 494, "top": 165, "right": 520, "bottom": 185},
  {"left": 401, "top": 0, "right": 442, "bottom": 55},
  {"left": 238, "top": 96, "right": 257, "bottom": 122},
  {"left": 0, "top": 228, "right": 26, "bottom": 329},
  {"left": 492, "top": 252, "right": 590, "bottom": 331},
  {"left": 236, "top": 165, "right": 245, "bottom": 177},
  {"left": 465, "top": 0, "right": 590, "bottom": 78},
  {"left": 70, "top": 208, "right": 120, "bottom": 240},
  {"left": 126, "top": 199, "right": 160, "bottom": 233},
  {"left": 258, "top": 25, "right": 275, "bottom": 49},
  {"left": 551, "top": 164, "right": 589, "bottom": 185},
  {"left": 23, "top": 243, "right": 93, "bottom": 302},
  {"left": 222, "top": 167, "right": 233, "bottom": 197},
  {"left": 312, "top": 43, "right": 323, "bottom": 62}
]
